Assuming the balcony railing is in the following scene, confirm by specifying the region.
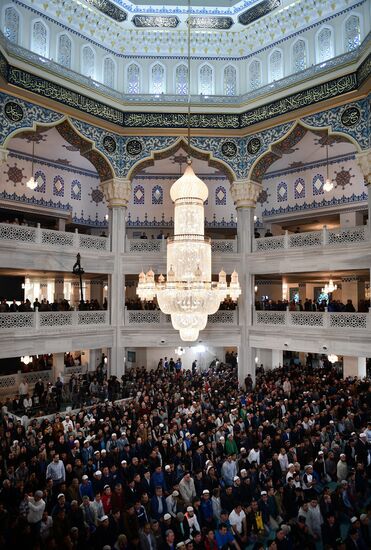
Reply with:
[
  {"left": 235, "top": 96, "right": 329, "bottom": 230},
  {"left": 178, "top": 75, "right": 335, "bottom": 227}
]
[
  {"left": 126, "top": 238, "right": 237, "bottom": 254},
  {"left": 0, "top": 223, "right": 109, "bottom": 252},
  {"left": 0, "top": 310, "right": 109, "bottom": 331},
  {"left": 124, "top": 308, "right": 238, "bottom": 326},
  {"left": 253, "top": 226, "right": 368, "bottom": 253},
  {"left": 254, "top": 309, "right": 371, "bottom": 330}
]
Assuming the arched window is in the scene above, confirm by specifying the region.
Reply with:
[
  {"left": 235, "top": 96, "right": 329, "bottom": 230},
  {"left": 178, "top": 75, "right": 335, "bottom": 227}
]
[
  {"left": 199, "top": 64, "right": 213, "bottom": 95},
  {"left": 344, "top": 15, "right": 361, "bottom": 51},
  {"left": 151, "top": 63, "right": 165, "bottom": 94},
  {"left": 223, "top": 65, "right": 237, "bottom": 96},
  {"left": 57, "top": 34, "right": 72, "bottom": 69},
  {"left": 292, "top": 39, "right": 307, "bottom": 72},
  {"left": 317, "top": 27, "right": 334, "bottom": 62},
  {"left": 127, "top": 63, "right": 140, "bottom": 94},
  {"left": 175, "top": 64, "right": 188, "bottom": 95},
  {"left": 103, "top": 57, "right": 115, "bottom": 89},
  {"left": 31, "top": 20, "right": 48, "bottom": 57},
  {"left": 81, "top": 46, "right": 95, "bottom": 79},
  {"left": 4, "top": 6, "right": 19, "bottom": 44},
  {"left": 248, "top": 60, "right": 261, "bottom": 90},
  {"left": 269, "top": 50, "right": 283, "bottom": 81}
]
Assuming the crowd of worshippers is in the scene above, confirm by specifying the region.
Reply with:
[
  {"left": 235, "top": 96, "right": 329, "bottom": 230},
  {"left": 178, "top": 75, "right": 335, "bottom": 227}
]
[
  {"left": 0, "top": 298, "right": 107, "bottom": 313},
  {"left": 0, "top": 363, "right": 370, "bottom": 550},
  {"left": 255, "top": 298, "right": 370, "bottom": 313}
]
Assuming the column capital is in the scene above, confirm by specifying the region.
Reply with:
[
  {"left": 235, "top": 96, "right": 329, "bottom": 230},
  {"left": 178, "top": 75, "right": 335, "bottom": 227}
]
[
  {"left": 100, "top": 178, "right": 131, "bottom": 208},
  {"left": 356, "top": 148, "right": 371, "bottom": 185},
  {"left": 230, "top": 179, "right": 262, "bottom": 208},
  {"left": 0, "top": 146, "right": 8, "bottom": 165}
]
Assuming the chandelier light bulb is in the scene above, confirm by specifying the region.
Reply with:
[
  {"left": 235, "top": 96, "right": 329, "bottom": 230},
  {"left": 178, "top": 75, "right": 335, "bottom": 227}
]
[
  {"left": 327, "top": 354, "right": 338, "bottom": 364},
  {"left": 27, "top": 176, "right": 37, "bottom": 190}
]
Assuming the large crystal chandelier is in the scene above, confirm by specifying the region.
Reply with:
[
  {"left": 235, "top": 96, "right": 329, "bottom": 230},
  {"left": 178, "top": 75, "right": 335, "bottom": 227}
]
[
  {"left": 137, "top": 163, "right": 241, "bottom": 341},
  {"left": 137, "top": 1, "right": 240, "bottom": 341}
]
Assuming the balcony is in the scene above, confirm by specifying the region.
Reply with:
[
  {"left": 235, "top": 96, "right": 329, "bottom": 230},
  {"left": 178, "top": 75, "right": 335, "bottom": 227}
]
[
  {"left": 254, "top": 309, "right": 371, "bottom": 330},
  {"left": 125, "top": 238, "right": 237, "bottom": 254},
  {"left": 0, "top": 222, "right": 109, "bottom": 252},
  {"left": 0, "top": 222, "right": 112, "bottom": 273},
  {"left": 0, "top": 310, "right": 112, "bottom": 359},
  {"left": 253, "top": 225, "right": 368, "bottom": 252},
  {"left": 124, "top": 308, "right": 238, "bottom": 326}
]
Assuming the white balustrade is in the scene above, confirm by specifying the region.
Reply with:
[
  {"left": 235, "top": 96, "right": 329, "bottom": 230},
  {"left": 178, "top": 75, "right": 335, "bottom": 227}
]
[
  {"left": 0, "top": 369, "right": 52, "bottom": 396},
  {"left": 0, "top": 310, "right": 108, "bottom": 331},
  {"left": 126, "top": 238, "right": 165, "bottom": 253},
  {"left": 253, "top": 225, "right": 368, "bottom": 252},
  {"left": 327, "top": 226, "right": 367, "bottom": 246},
  {"left": 0, "top": 223, "right": 108, "bottom": 253},
  {"left": 126, "top": 238, "right": 237, "bottom": 254},
  {"left": 124, "top": 308, "right": 238, "bottom": 326},
  {"left": 254, "top": 309, "right": 371, "bottom": 330},
  {"left": 211, "top": 239, "right": 237, "bottom": 253}
]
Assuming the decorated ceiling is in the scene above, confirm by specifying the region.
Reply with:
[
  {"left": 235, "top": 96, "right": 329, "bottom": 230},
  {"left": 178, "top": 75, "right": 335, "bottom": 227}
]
[{"left": 13, "top": 0, "right": 361, "bottom": 57}]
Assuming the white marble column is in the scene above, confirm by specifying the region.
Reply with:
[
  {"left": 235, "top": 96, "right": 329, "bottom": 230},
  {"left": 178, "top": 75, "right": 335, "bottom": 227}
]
[
  {"left": 88, "top": 348, "right": 102, "bottom": 372},
  {"left": 356, "top": 149, "right": 371, "bottom": 237},
  {"left": 231, "top": 179, "right": 262, "bottom": 387},
  {"left": 343, "top": 356, "right": 366, "bottom": 379},
  {"left": 54, "top": 277, "right": 64, "bottom": 302},
  {"left": 52, "top": 352, "right": 65, "bottom": 383},
  {"left": 100, "top": 178, "right": 131, "bottom": 379}
]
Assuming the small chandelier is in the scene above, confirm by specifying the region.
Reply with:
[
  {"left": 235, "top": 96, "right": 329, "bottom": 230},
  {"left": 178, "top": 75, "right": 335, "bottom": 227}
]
[
  {"left": 323, "top": 138, "right": 333, "bottom": 192},
  {"left": 26, "top": 138, "right": 38, "bottom": 190},
  {"left": 137, "top": 2, "right": 240, "bottom": 341},
  {"left": 322, "top": 278, "right": 337, "bottom": 293},
  {"left": 327, "top": 354, "right": 338, "bottom": 364},
  {"left": 21, "top": 355, "right": 32, "bottom": 365}
]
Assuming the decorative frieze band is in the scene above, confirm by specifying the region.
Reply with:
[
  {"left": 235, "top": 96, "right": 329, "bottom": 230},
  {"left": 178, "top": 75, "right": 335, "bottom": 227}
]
[{"left": 2, "top": 47, "right": 368, "bottom": 130}]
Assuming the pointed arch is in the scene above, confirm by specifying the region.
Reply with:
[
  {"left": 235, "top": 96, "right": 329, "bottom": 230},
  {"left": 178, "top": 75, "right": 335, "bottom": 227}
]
[
  {"left": 248, "top": 121, "right": 362, "bottom": 184},
  {"left": 127, "top": 137, "right": 236, "bottom": 183},
  {"left": 57, "top": 32, "right": 73, "bottom": 69},
  {"left": 343, "top": 14, "right": 361, "bottom": 52},
  {"left": 31, "top": 19, "right": 49, "bottom": 58},
  {"left": 291, "top": 38, "right": 307, "bottom": 73},
  {"left": 4, "top": 118, "right": 115, "bottom": 182},
  {"left": 150, "top": 62, "right": 166, "bottom": 94},
  {"left": 174, "top": 63, "right": 188, "bottom": 95},
  {"left": 248, "top": 59, "right": 262, "bottom": 91},
  {"left": 81, "top": 45, "right": 95, "bottom": 79},
  {"left": 199, "top": 63, "right": 214, "bottom": 95},
  {"left": 2, "top": 4, "right": 21, "bottom": 44},
  {"left": 223, "top": 64, "right": 237, "bottom": 96},
  {"left": 316, "top": 26, "right": 334, "bottom": 63},
  {"left": 103, "top": 56, "right": 116, "bottom": 89},
  {"left": 127, "top": 62, "right": 141, "bottom": 94},
  {"left": 268, "top": 49, "right": 283, "bottom": 82}
]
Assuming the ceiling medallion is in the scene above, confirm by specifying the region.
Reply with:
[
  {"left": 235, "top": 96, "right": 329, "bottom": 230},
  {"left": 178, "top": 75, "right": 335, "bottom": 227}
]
[
  {"left": 126, "top": 139, "right": 143, "bottom": 156},
  {"left": 132, "top": 15, "right": 180, "bottom": 28},
  {"left": 221, "top": 141, "right": 237, "bottom": 158},
  {"left": 247, "top": 137, "right": 262, "bottom": 155},
  {"left": 238, "top": 0, "right": 281, "bottom": 26},
  {"left": 103, "top": 135, "right": 117, "bottom": 153},
  {"left": 189, "top": 16, "right": 234, "bottom": 30},
  {"left": 85, "top": 0, "right": 127, "bottom": 22},
  {"left": 4, "top": 101, "right": 24, "bottom": 122},
  {"left": 341, "top": 106, "right": 361, "bottom": 127}
]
